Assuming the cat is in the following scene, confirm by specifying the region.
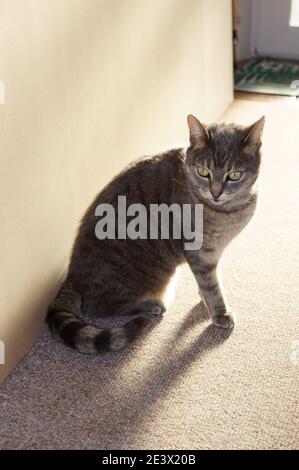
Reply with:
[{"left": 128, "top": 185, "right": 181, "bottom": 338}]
[{"left": 46, "top": 114, "right": 265, "bottom": 354}]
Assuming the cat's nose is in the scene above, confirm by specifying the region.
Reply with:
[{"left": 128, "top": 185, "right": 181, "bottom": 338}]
[
  {"left": 210, "top": 189, "right": 222, "bottom": 200},
  {"left": 210, "top": 182, "right": 223, "bottom": 200}
]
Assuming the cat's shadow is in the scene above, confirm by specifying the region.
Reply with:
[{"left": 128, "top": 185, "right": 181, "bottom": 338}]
[
  {"left": 172, "top": 300, "right": 210, "bottom": 339},
  {"left": 93, "top": 300, "right": 233, "bottom": 448},
  {"left": 43, "top": 299, "right": 232, "bottom": 448}
]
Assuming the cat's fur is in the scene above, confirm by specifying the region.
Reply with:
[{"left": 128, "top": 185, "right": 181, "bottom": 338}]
[{"left": 46, "top": 114, "right": 265, "bottom": 353}]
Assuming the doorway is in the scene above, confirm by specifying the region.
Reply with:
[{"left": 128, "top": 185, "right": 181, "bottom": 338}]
[{"left": 233, "top": 0, "right": 299, "bottom": 96}]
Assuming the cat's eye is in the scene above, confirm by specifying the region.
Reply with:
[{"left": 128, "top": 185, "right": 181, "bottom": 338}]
[
  {"left": 197, "top": 166, "right": 209, "bottom": 178},
  {"left": 228, "top": 171, "right": 242, "bottom": 181}
]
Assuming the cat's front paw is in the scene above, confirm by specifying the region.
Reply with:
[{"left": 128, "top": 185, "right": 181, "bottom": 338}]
[{"left": 212, "top": 313, "right": 235, "bottom": 329}]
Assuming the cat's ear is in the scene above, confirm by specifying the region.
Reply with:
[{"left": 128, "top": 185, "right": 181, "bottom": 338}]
[
  {"left": 187, "top": 114, "right": 209, "bottom": 149},
  {"left": 243, "top": 116, "right": 265, "bottom": 151}
]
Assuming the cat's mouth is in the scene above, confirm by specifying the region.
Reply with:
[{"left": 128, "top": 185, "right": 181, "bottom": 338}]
[
  {"left": 198, "top": 188, "right": 236, "bottom": 207},
  {"left": 203, "top": 194, "right": 233, "bottom": 206}
]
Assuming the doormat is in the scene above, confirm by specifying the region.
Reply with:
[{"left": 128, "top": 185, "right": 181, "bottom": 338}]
[{"left": 234, "top": 57, "right": 299, "bottom": 96}]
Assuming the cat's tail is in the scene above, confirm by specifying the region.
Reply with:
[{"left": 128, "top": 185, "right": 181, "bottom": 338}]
[{"left": 46, "top": 281, "right": 149, "bottom": 354}]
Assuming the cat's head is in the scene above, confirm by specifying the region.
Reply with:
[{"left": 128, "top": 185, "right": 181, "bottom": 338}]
[{"left": 185, "top": 114, "right": 265, "bottom": 208}]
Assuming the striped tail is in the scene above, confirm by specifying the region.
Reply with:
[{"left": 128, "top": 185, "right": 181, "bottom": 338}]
[{"left": 46, "top": 281, "right": 148, "bottom": 354}]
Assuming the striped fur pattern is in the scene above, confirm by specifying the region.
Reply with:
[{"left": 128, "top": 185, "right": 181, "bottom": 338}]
[
  {"left": 47, "top": 282, "right": 150, "bottom": 353},
  {"left": 46, "top": 115, "right": 264, "bottom": 353}
]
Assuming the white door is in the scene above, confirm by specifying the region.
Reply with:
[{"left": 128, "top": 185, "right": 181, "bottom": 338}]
[{"left": 253, "top": 0, "right": 299, "bottom": 60}]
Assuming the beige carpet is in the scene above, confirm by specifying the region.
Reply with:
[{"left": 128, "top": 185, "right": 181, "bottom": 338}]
[{"left": 0, "top": 97, "right": 298, "bottom": 450}]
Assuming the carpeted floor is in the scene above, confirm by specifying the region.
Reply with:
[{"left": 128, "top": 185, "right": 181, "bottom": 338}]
[{"left": 0, "top": 97, "right": 298, "bottom": 450}]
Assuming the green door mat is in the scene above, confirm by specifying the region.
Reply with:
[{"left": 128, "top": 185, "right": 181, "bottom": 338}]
[{"left": 234, "top": 58, "right": 299, "bottom": 96}]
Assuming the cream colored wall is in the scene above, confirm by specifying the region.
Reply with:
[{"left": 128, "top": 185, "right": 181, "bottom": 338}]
[{"left": 0, "top": 0, "right": 233, "bottom": 380}]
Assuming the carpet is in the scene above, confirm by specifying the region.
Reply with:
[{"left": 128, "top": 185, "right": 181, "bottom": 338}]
[
  {"left": 0, "top": 98, "right": 298, "bottom": 450},
  {"left": 235, "top": 58, "right": 299, "bottom": 96}
]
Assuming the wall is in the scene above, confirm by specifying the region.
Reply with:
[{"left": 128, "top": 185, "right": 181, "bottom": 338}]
[{"left": 0, "top": 0, "right": 233, "bottom": 381}]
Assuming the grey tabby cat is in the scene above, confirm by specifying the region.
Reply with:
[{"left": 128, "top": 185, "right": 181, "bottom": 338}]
[{"left": 47, "top": 114, "right": 265, "bottom": 354}]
